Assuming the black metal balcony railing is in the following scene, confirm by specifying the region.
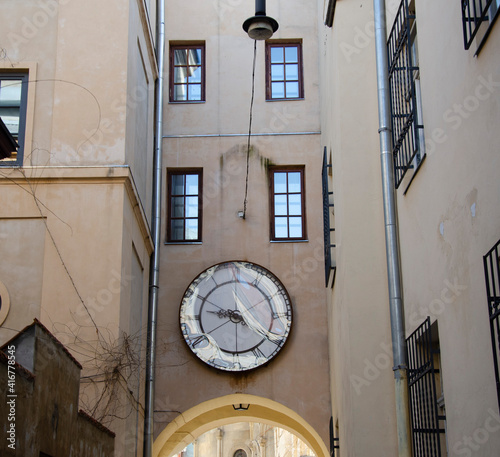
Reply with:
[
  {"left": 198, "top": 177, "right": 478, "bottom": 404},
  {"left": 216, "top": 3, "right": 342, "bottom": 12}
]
[
  {"left": 462, "top": 0, "right": 499, "bottom": 50},
  {"left": 483, "top": 239, "right": 500, "bottom": 412},
  {"left": 322, "top": 148, "right": 336, "bottom": 288},
  {"left": 387, "top": 0, "right": 424, "bottom": 188},
  {"left": 407, "top": 317, "right": 446, "bottom": 457}
]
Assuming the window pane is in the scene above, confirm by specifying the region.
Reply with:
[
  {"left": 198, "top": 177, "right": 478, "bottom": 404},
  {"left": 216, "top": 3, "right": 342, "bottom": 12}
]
[
  {"left": 271, "top": 82, "right": 285, "bottom": 98},
  {"left": 285, "top": 46, "right": 298, "bottom": 63},
  {"left": 274, "top": 172, "right": 287, "bottom": 193},
  {"left": 174, "top": 49, "right": 187, "bottom": 65},
  {"left": 275, "top": 195, "right": 287, "bottom": 216},
  {"left": 174, "top": 67, "right": 187, "bottom": 84},
  {"left": 188, "top": 66, "right": 202, "bottom": 83},
  {"left": 187, "top": 48, "right": 202, "bottom": 66},
  {"left": 289, "top": 194, "right": 301, "bottom": 215},
  {"left": 0, "top": 108, "right": 20, "bottom": 136},
  {"left": 186, "top": 196, "right": 198, "bottom": 217},
  {"left": 285, "top": 64, "right": 298, "bottom": 80},
  {"left": 185, "top": 174, "right": 199, "bottom": 195},
  {"left": 174, "top": 84, "right": 187, "bottom": 101},
  {"left": 288, "top": 172, "right": 301, "bottom": 193},
  {"left": 0, "top": 80, "right": 22, "bottom": 103},
  {"left": 172, "top": 175, "right": 185, "bottom": 195},
  {"left": 172, "top": 197, "right": 185, "bottom": 217},
  {"left": 188, "top": 84, "right": 201, "bottom": 101},
  {"left": 270, "top": 47, "right": 284, "bottom": 63},
  {"left": 171, "top": 220, "right": 184, "bottom": 240},
  {"left": 271, "top": 64, "right": 284, "bottom": 81},
  {"left": 289, "top": 217, "right": 302, "bottom": 238},
  {"left": 285, "top": 82, "right": 299, "bottom": 98},
  {"left": 274, "top": 217, "right": 288, "bottom": 238},
  {"left": 185, "top": 219, "right": 199, "bottom": 240}
]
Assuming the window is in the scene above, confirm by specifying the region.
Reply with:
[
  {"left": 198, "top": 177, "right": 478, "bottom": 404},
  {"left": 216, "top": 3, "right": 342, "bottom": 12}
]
[
  {"left": 329, "top": 417, "right": 340, "bottom": 456},
  {"left": 265, "top": 41, "right": 304, "bottom": 100},
  {"left": 269, "top": 166, "right": 306, "bottom": 241},
  {"left": 167, "top": 169, "right": 202, "bottom": 242},
  {"left": 322, "top": 148, "right": 336, "bottom": 287},
  {"left": 387, "top": 0, "right": 425, "bottom": 190},
  {"left": 169, "top": 43, "right": 205, "bottom": 102},
  {"left": 483, "top": 238, "right": 500, "bottom": 412},
  {"left": 233, "top": 450, "right": 247, "bottom": 457},
  {"left": 462, "top": 0, "right": 500, "bottom": 54},
  {"left": 407, "top": 318, "right": 447, "bottom": 457},
  {"left": 0, "top": 72, "right": 29, "bottom": 166}
]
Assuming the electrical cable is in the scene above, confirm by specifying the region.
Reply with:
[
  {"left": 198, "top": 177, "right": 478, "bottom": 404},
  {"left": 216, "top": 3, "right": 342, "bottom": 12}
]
[{"left": 243, "top": 40, "right": 257, "bottom": 219}]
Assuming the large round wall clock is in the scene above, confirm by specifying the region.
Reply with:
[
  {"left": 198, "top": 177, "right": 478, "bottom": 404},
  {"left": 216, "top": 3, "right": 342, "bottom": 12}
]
[{"left": 179, "top": 261, "right": 293, "bottom": 372}]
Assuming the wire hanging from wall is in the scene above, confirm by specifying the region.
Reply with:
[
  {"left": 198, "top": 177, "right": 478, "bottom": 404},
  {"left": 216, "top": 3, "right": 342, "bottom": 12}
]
[{"left": 242, "top": 40, "right": 257, "bottom": 220}]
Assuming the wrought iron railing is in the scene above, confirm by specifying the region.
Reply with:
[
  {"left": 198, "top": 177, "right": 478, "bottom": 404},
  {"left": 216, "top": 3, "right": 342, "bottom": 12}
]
[
  {"left": 387, "top": 0, "right": 424, "bottom": 188},
  {"left": 407, "top": 317, "right": 446, "bottom": 456},
  {"left": 462, "top": 0, "right": 499, "bottom": 50},
  {"left": 322, "top": 148, "right": 336, "bottom": 288},
  {"left": 484, "top": 239, "right": 500, "bottom": 412}
]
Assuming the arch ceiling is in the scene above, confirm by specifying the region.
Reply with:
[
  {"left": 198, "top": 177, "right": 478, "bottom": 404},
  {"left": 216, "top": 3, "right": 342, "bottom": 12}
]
[{"left": 153, "top": 394, "right": 329, "bottom": 457}]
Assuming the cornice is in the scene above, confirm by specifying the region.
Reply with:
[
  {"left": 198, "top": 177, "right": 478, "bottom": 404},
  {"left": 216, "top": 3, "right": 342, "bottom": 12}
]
[{"left": 0, "top": 165, "right": 154, "bottom": 255}]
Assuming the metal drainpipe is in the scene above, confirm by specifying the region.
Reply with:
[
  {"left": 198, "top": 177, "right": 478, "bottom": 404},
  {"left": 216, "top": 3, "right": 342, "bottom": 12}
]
[
  {"left": 144, "top": 0, "right": 165, "bottom": 455},
  {"left": 372, "top": 0, "right": 413, "bottom": 455}
]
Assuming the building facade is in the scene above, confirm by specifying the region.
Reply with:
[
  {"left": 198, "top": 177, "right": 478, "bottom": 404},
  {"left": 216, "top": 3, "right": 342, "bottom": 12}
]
[
  {"left": 153, "top": 1, "right": 331, "bottom": 456},
  {"left": 0, "top": 1, "right": 157, "bottom": 456},
  {"left": 321, "top": 0, "right": 500, "bottom": 455}
]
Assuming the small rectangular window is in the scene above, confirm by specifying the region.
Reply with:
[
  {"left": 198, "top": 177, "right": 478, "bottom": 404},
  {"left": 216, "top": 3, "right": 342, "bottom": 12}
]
[
  {"left": 0, "top": 72, "right": 29, "bottom": 166},
  {"left": 167, "top": 169, "right": 202, "bottom": 242},
  {"left": 169, "top": 43, "right": 205, "bottom": 103},
  {"left": 407, "top": 318, "right": 447, "bottom": 456},
  {"left": 265, "top": 41, "right": 304, "bottom": 101},
  {"left": 322, "top": 148, "right": 336, "bottom": 287},
  {"left": 387, "top": 0, "right": 425, "bottom": 189},
  {"left": 269, "top": 166, "right": 306, "bottom": 241}
]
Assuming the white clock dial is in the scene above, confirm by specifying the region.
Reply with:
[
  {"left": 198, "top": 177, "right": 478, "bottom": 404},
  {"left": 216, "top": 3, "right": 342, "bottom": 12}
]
[{"left": 179, "top": 261, "right": 292, "bottom": 371}]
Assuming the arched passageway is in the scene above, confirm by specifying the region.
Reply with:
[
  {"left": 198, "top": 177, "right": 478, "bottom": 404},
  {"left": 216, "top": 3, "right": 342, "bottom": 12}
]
[{"left": 153, "top": 394, "right": 329, "bottom": 457}]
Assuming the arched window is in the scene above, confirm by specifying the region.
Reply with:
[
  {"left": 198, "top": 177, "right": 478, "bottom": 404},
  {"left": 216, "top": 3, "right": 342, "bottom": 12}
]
[{"left": 233, "top": 450, "right": 247, "bottom": 457}]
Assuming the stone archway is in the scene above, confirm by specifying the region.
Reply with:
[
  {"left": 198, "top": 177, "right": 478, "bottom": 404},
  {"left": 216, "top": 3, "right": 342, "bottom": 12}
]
[{"left": 153, "top": 394, "right": 329, "bottom": 457}]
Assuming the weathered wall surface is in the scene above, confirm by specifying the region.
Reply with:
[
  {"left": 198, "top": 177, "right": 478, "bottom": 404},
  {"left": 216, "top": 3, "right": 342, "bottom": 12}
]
[
  {"left": 155, "top": 0, "right": 331, "bottom": 452},
  {"left": 0, "top": 322, "right": 115, "bottom": 456}
]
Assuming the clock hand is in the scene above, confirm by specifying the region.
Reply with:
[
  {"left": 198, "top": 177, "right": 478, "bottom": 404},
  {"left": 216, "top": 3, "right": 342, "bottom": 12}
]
[
  {"left": 206, "top": 309, "right": 247, "bottom": 326},
  {"left": 207, "top": 310, "right": 229, "bottom": 319}
]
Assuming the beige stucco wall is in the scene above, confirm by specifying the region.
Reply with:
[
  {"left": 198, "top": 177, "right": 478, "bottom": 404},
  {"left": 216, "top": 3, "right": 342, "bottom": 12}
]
[
  {"left": 318, "top": 0, "right": 399, "bottom": 455},
  {"left": 155, "top": 0, "right": 331, "bottom": 453},
  {"left": 320, "top": 0, "right": 500, "bottom": 455},
  {"left": 0, "top": 2, "right": 157, "bottom": 456},
  {"left": 395, "top": 1, "right": 500, "bottom": 455}
]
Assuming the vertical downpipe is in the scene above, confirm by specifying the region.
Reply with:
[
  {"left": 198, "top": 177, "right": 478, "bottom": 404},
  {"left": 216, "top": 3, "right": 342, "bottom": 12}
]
[
  {"left": 144, "top": 0, "right": 165, "bottom": 455},
  {"left": 372, "top": 0, "right": 413, "bottom": 455}
]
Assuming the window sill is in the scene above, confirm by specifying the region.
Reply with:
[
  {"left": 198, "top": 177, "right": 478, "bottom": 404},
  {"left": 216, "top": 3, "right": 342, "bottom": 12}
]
[
  {"left": 266, "top": 98, "right": 304, "bottom": 102},
  {"left": 402, "top": 152, "right": 426, "bottom": 196},
  {"left": 270, "top": 239, "right": 309, "bottom": 243},
  {"left": 169, "top": 101, "right": 206, "bottom": 104},
  {"left": 0, "top": 162, "right": 22, "bottom": 168},
  {"left": 165, "top": 241, "right": 202, "bottom": 245}
]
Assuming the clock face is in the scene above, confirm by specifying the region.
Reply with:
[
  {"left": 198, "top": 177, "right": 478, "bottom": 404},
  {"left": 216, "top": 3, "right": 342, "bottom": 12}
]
[{"left": 179, "top": 261, "right": 292, "bottom": 372}]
